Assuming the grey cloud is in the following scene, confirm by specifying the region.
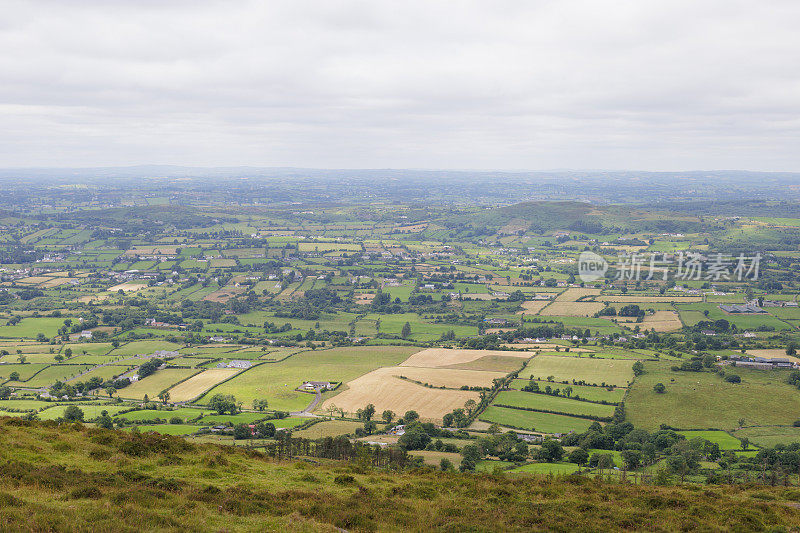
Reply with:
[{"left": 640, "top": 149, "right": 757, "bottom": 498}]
[{"left": 0, "top": 0, "right": 798, "bottom": 170}]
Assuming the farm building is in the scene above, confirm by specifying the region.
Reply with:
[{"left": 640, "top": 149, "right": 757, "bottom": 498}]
[
  {"left": 719, "top": 303, "right": 767, "bottom": 314},
  {"left": 729, "top": 355, "right": 795, "bottom": 369},
  {"left": 299, "top": 381, "right": 335, "bottom": 392},
  {"left": 217, "top": 360, "right": 252, "bottom": 369}
]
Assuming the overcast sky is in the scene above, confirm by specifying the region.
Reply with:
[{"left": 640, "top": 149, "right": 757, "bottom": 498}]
[{"left": 1, "top": 0, "right": 799, "bottom": 171}]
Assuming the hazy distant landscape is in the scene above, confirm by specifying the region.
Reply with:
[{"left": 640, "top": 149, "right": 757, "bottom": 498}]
[{"left": 4, "top": 0, "right": 800, "bottom": 530}]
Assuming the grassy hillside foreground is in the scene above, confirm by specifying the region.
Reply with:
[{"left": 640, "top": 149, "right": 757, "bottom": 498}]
[{"left": 1, "top": 418, "right": 800, "bottom": 531}]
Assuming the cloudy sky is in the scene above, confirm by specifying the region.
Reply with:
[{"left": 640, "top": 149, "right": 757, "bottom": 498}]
[{"left": 1, "top": 0, "right": 799, "bottom": 171}]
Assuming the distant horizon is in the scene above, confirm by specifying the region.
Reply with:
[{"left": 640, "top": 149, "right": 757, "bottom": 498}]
[{"left": 1, "top": 164, "right": 800, "bottom": 175}]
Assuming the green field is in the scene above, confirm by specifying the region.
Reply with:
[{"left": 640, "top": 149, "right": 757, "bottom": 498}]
[
  {"left": 480, "top": 405, "right": 595, "bottom": 433},
  {"left": 38, "top": 404, "right": 129, "bottom": 420},
  {"left": 626, "top": 361, "right": 800, "bottom": 430},
  {"left": 292, "top": 419, "right": 364, "bottom": 439},
  {"left": 61, "top": 343, "right": 115, "bottom": 356},
  {"left": 108, "top": 340, "right": 183, "bottom": 356},
  {"left": 493, "top": 391, "right": 616, "bottom": 419},
  {"left": 732, "top": 426, "right": 800, "bottom": 448},
  {"left": 509, "top": 462, "right": 581, "bottom": 475},
  {"left": 0, "top": 363, "right": 50, "bottom": 382},
  {"left": 509, "top": 379, "right": 626, "bottom": 403},
  {"left": 676, "top": 302, "right": 792, "bottom": 330},
  {"left": 520, "top": 355, "right": 634, "bottom": 387},
  {"left": 125, "top": 424, "right": 200, "bottom": 435},
  {"left": 72, "top": 364, "right": 135, "bottom": 384},
  {"left": 0, "top": 399, "right": 55, "bottom": 411},
  {"left": 201, "top": 346, "right": 420, "bottom": 411},
  {"left": 677, "top": 430, "right": 743, "bottom": 450},
  {"left": 0, "top": 317, "right": 65, "bottom": 339},
  {"left": 8, "top": 364, "right": 93, "bottom": 387}
]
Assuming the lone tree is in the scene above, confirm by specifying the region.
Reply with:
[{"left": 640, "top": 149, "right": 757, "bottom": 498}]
[
  {"left": 381, "top": 410, "right": 395, "bottom": 424},
  {"left": 158, "top": 391, "right": 170, "bottom": 404},
  {"left": 653, "top": 382, "right": 666, "bottom": 394},
  {"left": 209, "top": 394, "right": 239, "bottom": 415},
  {"left": 632, "top": 361, "right": 644, "bottom": 376},
  {"left": 788, "top": 343, "right": 798, "bottom": 356},
  {"left": 401, "top": 321, "right": 411, "bottom": 339},
  {"left": 63, "top": 405, "right": 84, "bottom": 422}
]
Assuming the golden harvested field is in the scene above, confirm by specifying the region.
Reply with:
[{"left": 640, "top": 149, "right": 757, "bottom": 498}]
[
  {"left": 400, "top": 348, "right": 529, "bottom": 368},
  {"left": 555, "top": 288, "right": 601, "bottom": 302},
  {"left": 539, "top": 301, "right": 604, "bottom": 317},
  {"left": 320, "top": 370, "right": 480, "bottom": 420},
  {"left": 599, "top": 295, "right": 703, "bottom": 303},
  {"left": 444, "top": 355, "right": 530, "bottom": 373},
  {"left": 40, "top": 277, "right": 76, "bottom": 288},
  {"left": 355, "top": 293, "right": 375, "bottom": 304},
  {"left": 17, "top": 276, "right": 52, "bottom": 285},
  {"left": 641, "top": 310, "right": 683, "bottom": 332},
  {"left": 108, "top": 282, "right": 148, "bottom": 293},
  {"left": 394, "top": 366, "right": 506, "bottom": 387},
  {"left": 516, "top": 300, "right": 551, "bottom": 314},
  {"left": 167, "top": 368, "right": 240, "bottom": 402},
  {"left": 746, "top": 349, "right": 800, "bottom": 362}
]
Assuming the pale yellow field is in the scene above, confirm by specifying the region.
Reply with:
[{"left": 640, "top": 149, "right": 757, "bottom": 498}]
[
  {"left": 641, "top": 310, "right": 683, "bottom": 332},
  {"left": 393, "top": 366, "right": 506, "bottom": 387},
  {"left": 599, "top": 295, "right": 703, "bottom": 303},
  {"left": 555, "top": 288, "right": 602, "bottom": 302},
  {"left": 40, "top": 277, "right": 76, "bottom": 288},
  {"left": 516, "top": 300, "right": 551, "bottom": 314},
  {"left": 319, "top": 370, "right": 480, "bottom": 420},
  {"left": 400, "top": 348, "right": 530, "bottom": 368},
  {"left": 108, "top": 282, "right": 148, "bottom": 293},
  {"left": 17, "top": 276, "right": 51, "bottom": 285},
  {"left": 167, "top": 368, "right": 240, "bottom": 402},
  {"left": 746, "top": 349, "right": 800, "bottom": 362},
  {"left": 539, "top": 301, "right": 605, "bottom": 317}
]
